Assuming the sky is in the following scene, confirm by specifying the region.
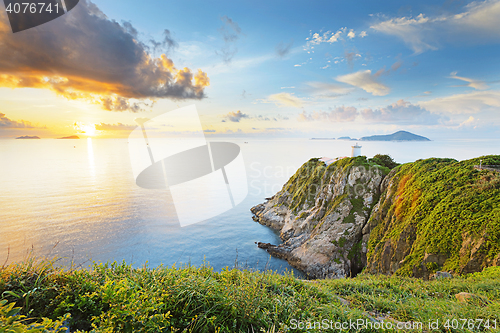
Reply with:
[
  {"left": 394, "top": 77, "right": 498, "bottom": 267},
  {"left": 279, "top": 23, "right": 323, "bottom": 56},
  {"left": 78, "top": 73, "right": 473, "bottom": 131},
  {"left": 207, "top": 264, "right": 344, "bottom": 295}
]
[{"left": 0, "top": 0, "right": 499, "bottom": 139}]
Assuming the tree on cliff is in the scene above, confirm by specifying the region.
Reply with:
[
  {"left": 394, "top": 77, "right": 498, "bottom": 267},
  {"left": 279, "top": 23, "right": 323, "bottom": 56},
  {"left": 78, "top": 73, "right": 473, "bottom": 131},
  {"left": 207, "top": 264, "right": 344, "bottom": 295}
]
[{"left": 368, "top": 154, "right": 399, "bottom": 170}]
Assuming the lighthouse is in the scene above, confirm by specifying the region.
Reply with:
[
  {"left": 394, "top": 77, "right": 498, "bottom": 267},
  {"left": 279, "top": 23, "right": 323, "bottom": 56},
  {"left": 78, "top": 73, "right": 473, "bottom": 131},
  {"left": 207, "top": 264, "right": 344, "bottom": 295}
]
[{"left": 351, "top": 143, "right": 362, "bottom": 157}]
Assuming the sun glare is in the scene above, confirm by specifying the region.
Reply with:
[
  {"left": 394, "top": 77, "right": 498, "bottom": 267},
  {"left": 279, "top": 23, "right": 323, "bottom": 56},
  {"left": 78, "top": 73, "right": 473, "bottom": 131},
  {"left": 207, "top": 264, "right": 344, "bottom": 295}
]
[
  {"left": 81, "top": 125, "right": 97, "bottom": 136},
  {"left": 74, "top": 122, "right": 98, "bottom": 136}
]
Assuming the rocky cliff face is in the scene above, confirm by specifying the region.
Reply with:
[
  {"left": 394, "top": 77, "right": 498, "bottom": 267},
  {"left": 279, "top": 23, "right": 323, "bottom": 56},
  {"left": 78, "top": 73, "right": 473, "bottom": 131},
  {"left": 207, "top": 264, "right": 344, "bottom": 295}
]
[
  {"left": 364, "top": 156, "right": 500, "bottom": 279},
  {"left": 253, "top": 155, "right": 500, "bottom": 280},
  {"left": 251, "top": 157, "right": 386, "bottom": 279}
]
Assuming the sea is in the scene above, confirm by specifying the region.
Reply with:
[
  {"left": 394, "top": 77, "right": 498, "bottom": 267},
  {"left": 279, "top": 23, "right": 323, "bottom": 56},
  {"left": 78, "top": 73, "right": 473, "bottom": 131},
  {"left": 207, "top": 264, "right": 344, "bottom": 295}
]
[{"left": 1, "top": 137, "right": 499, "bottom": 276}]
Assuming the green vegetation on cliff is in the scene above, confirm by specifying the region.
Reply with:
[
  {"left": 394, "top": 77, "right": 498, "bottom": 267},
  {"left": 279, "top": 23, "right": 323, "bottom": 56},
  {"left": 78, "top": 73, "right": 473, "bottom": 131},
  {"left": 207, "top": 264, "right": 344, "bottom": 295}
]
[
  {"left": 367, "top": 155, "right": 500, "bottom": 277},
  {"left": 282, "top": 156, "right": 389, "bottom": 215},
  {"left": 368, "top": 154, "right": 400, "bottom": 170},
  {"left": 1, "top": 258, "right": 499, "bottom": 332}
]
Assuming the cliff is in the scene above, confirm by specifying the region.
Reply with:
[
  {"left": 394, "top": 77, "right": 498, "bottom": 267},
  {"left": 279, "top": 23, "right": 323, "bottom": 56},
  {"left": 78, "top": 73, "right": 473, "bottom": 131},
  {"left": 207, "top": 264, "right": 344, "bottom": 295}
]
[
  {"left": 252, "top": 155, "right": 500, "bottom": 279},
  {"left": 251, "top": 156, "right": 388, "bottom": 279},
  {"left": 365, "top": 156, "right": 500, "bottom": 279}
]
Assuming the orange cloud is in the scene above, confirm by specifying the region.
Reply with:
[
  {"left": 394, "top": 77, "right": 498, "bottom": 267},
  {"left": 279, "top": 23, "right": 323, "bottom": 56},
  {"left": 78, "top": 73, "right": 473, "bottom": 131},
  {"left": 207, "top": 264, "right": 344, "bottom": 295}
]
[
  {"left": 0, "top": 113, "right": 36, "bottom": 128},
  {"left": 95, "top": 122, "right": 136, "bottom": 131},
  {"left": 0, "top": 0, "right": 209, "bottom": 112}
]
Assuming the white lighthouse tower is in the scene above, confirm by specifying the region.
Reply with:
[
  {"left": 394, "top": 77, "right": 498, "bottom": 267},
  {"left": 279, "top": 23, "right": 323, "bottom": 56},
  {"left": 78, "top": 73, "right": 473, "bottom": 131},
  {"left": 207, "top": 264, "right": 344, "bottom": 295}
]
[{"left": 351, "top": 143, "right": 362, "bottom": 157}]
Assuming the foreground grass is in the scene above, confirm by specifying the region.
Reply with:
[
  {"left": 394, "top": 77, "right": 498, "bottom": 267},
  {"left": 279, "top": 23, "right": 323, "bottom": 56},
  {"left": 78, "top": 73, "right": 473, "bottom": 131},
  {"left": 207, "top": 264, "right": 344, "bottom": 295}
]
[{"left": 0, "top": 258, "right": 499, "bottom": 332}]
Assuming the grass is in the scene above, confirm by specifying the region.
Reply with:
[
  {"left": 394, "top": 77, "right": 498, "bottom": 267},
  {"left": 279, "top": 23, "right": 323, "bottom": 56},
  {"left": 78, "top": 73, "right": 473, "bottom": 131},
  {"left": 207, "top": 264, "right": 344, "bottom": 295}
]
[{"left": 1, "top": 257, "right": 499, "bottom": 332}]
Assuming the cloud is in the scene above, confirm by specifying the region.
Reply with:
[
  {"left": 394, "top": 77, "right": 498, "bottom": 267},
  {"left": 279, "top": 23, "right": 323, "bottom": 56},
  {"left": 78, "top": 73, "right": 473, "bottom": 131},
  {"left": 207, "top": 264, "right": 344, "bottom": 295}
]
[
  {"left": 344, "top": 51, "right": 361, "bottom": 68},
  {"left": 296, "top": 100, "right": 445, "bottom": 125},
  {"left": 361, "top": 99, "right": 443, "bottom": 124},
  {"left": 418, "top": 90, "right": 500, "bottom": 114},
  {"left": 149, "top": 29, "right": 178, "bottom": 56},
  {"left": 449, "top": 72, "right": 489, "bottom": 90},
  {"left": 391, "top": 60, "right": 403, "bottom": 72},
  {"left": 255, "top": 114, "right": 289, "bottom": 121},
  {"left": 223, "top": 110, "right": 249, "bottom": 122},
  {"left": 204, "top": 129, "right": 216, "bottom": 133},
  {"left": 276, "top": 40, "right": 294, "bottom": 58},
  {"left": 305, "top": 82, "right": 352, "bottom": 98},
  {"left": 304, "top": 27, "right": 366, "bottom": 50},
  {"left": 0, "top": 113, "right": 35, "bottom": 128},
  {"left": 298, "top": 106, "right": 358, "bottom": 122},
  {"left": 216, "top": 16, "right": 242, "bottom": 63},
  {"left": 371, "top": 0, "right": 500, "bottom": 53},
  {"left": 336, "top": 70, "right": 390, "bottom": 96},
  {"left": 266, "top": 93, "right": 304, "bottom": 107},
  {"left": 95, "top": 122, "right": 136, "bottom": 131},
  {"left": 0, "top": 0, "right": 209, "bottom": 112},
  {"left": 459, "top": 116, "right": 478, "bottom": 128}
]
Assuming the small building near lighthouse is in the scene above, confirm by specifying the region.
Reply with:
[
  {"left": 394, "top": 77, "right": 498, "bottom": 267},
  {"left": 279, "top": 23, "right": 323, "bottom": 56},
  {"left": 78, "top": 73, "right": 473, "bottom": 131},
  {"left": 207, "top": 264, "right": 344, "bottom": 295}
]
[{"left": 351, "top": 143, "right": 362, "bottom": 157}]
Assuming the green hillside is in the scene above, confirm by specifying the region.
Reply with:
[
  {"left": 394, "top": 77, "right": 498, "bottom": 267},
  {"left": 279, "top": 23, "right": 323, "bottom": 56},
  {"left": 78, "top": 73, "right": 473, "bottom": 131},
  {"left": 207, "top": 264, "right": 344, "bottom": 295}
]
[
  {"left": 1, "top": 258, "right": 499, "bottom": 332},
  {"left": 366, "top": 155, "right": 500, "bottom": 277}
]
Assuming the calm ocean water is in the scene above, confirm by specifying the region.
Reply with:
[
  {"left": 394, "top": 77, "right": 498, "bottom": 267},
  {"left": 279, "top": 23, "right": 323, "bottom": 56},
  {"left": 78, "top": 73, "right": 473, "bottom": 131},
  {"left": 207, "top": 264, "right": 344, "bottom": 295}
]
[{"left": 1, "top": 137, "right": 499, "bottom": 275}]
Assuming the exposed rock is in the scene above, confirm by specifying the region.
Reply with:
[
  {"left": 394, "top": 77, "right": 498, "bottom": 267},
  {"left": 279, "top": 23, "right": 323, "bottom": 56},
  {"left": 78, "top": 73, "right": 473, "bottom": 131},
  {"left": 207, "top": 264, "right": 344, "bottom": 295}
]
[
  {"left": 333, "top": 296, "right": 350, "bottom": 306},
  {"left": 430, "top": 271, "right": 453, "bottom": 280},
  {"left": 252, "top": 157, "right": 386, "bottom": 279},
  {"left": 455, "top": 292, "right": 490, "bottom": 306},
  {"left": 459, "top": 232, "right": 488, "bottom": 274},
  {"left": 494, "top": 253, "right": 500, "bottom": 266}
]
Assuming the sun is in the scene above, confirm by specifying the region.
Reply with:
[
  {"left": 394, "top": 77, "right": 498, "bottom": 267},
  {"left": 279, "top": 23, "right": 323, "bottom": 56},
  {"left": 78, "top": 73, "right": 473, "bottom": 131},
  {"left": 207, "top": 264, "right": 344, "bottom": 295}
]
[
  {"left": 81, "top": 125, "right": 97, "bottom": 136},
  {"left": 74, "top": 122, "right": 98, "bottom": 136}
]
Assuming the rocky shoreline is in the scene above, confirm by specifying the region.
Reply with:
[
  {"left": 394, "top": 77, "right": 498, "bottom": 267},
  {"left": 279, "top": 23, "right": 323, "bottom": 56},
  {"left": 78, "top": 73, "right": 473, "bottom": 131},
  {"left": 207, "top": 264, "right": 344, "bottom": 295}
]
[{"left": 251, "top": 157, "right": 385, "bottom": 279}]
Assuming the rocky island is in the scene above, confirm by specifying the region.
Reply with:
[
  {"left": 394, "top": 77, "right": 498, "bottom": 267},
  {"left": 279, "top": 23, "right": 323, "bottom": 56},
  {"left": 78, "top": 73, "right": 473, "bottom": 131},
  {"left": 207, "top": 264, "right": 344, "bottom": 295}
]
[
  {"left": 57, "top": 135, "right": 80, "bottom": 139},
  {"left": 361, "top": 130, "right": 430, "bottom": 141},
  {"left": 252, "top": 155, "right": 500, "bottom": 279},
  {"left": 16, "top": 135, "right": 40, "bottom": 139}
]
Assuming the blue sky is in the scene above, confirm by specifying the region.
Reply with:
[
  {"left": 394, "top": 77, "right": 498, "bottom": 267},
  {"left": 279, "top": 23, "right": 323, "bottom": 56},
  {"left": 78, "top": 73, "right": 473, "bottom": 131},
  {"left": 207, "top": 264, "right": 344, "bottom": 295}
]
[{"left": 0, "top": 0, "right": 499, "bottom": 139}]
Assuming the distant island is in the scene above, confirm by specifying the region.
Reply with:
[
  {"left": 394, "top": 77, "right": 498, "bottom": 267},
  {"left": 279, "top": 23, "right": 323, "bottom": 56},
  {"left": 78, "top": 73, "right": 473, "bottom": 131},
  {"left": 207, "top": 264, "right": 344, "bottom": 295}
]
[
  {"left": 337, "top": 136, "right": 357, "bottom": 141},
  {"left": 361, "top": 130, "right": 430, "bottom": 141},
  {"left": 57, "top": 135, "right": 80, "bottom": 139},
  {"left": 16, "top": 135, "right": 40, "bottom": 139},
  {"left": 310, "top": 138, "right": 336, "bottom": 140}
]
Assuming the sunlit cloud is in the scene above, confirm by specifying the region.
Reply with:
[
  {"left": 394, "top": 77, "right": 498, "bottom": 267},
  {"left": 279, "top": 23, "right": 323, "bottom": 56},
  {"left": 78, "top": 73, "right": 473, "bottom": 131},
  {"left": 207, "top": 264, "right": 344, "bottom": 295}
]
[
  {"left": 336, "top": 70, "right": 390, "bottom": 96},
  {"left": 265, "top": 93, "right": 304, "bottom": 107},
  {"left": 304, "top": 82, "right": 352, "bottom": 99},
  {"left": 449, "top": 72, "right": 489, "bottom": 90},
  {"left": 296, "top": 100, "right": 445, "bottom": 125},
  {"left": 95, "top": 123, "right": 137, "bottom": 131},
  {"left": 418, "top": 90, "right": 500, "bottom": 114},
  {"left": 74, "top": 122, "right": 98, "bottom": 136},
  {"left": 304, "top": 27, "right": 365, "bottom": 50},
  {"left": 0, "top": 113, "right": 36, "bottom": 128},
  {"left": 0, "top": 0, "right": 209, "bottom": 112},
  {"left": 459, "top": 116, "right": 478, "bottom": 128},
  {"left": 222, "top": 110, "right": 249, "bottom": 122},
  {"left": 371, "top": 0, "right": 500, "bottom": 53},
  {"left": 361, "top": 99, "right": 444, "bottom": 125},
  {"left": 298, "top": 106, "right": 358, "bottom": 122}
]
